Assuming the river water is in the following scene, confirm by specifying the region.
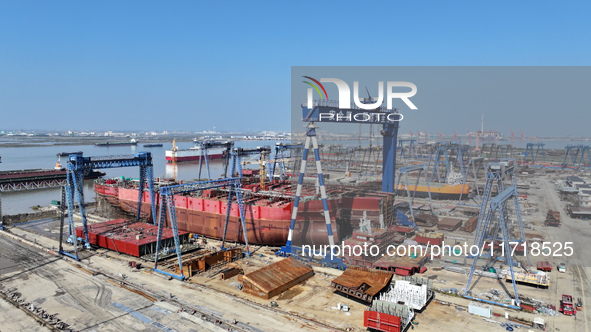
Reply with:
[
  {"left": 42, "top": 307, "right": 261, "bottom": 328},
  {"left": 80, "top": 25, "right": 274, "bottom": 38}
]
[{"left": 0, "top": 140, "right": 269, "bottom": 215}]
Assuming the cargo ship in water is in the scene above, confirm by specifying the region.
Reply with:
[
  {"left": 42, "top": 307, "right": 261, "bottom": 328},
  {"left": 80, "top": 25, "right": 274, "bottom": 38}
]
[
  {"left": 165, "top": 140, "right": 226, "bottom": 162},
  {"left": 96, "top": 139, "right": 138, "bottom": 147},
  {"left": 94, "top": 171, "right": 398, "bottom": 246}
]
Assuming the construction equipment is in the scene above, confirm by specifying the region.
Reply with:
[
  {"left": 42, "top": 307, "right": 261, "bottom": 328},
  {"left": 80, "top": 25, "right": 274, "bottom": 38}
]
[
  {"left": 458, "top": 157, "right": 485, "bottom": 206},
  {"left": 524, "top": 143, "right": 545, "bottom": 164},
  {"left": 153, "top": 175, "right": 248, "bottom": 280},
  {"left": 398, "top": 139, "right": 417, "bottom": 161},
  {"left": 271, "top": 143, "right": 303, "bottom": 180},
  {"left": 195, "top": 140, "right": 235, "bottom": 180},
  {"left": 232, "top": 146, "right": 272, "bottom": 189},
  {"left": 275, "top": 96, "right": 402, "bottom": 269},
  {"left": 427, "top": 141, "right": 468, "bottom": 183},
  {"left": 62, "top": 152, "right": 156, "bottom": 261},
  {"left": 395, "top": 164, "right": 434, "bottom": 230},
  {"left": 563, "top": 144, "right": 591, "bottom": 169},
  {"left": 560, "top": 294, "right": 576, "bottom": 316},
  {"left": 464, "top": 159, "right": 528, "bottom": 308},
  {"left": 275, "top": 122, "right": 346, "bottom": 269}
]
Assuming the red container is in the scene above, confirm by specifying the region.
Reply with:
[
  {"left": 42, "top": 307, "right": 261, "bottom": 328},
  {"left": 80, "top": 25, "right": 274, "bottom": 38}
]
[
  {"left": 395, "top": 268, "right": 412, "bottom": 276},
  {"left": 537, "top": 261, "right": 552, "bottom": 272},
  {"left": 364, "top": 310, "right": 403, "bottom": 332}
]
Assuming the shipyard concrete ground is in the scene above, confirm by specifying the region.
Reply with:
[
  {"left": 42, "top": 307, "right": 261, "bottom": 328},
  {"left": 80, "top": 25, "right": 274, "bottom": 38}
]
[{"left": 0, "top": 226, "right": 531, "bottom": 332}]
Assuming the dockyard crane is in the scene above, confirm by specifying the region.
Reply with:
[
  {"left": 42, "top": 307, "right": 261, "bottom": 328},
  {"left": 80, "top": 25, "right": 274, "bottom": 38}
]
[
  {"left": 524, "top": 143, "right": 545, "bottom": 164},
  {"left": 153, "top": 146, "right": 278, "bottom": 280},
  {"left": 464, "top": 160, "right": 528, "bottom": 308},
  {"left": 62, "top": 152, "right": 156, "bottom": 261},
  {"left": 230, "top": 146, "right": 273, "bottom": 189},
  {"left": 458, "top": 157, "right": 486, "bottom": 206},
  {"left": 153, "top": 175, "right": 248, "bottom": 280},
  {"left": 395, "top": 164, "right": 434, "bottom": 230},
  {"left": 427, "top": 142, "right": 468, "bottom": 183},
  {"left": 271, "top": 142, "right": 304, "bottom": 180},
  {"left": 563, "top": 144, "right": 591, "bottom": 168},
  {"left": 276, "top": 97, "right": 402, "bottom": 269},
  {"left": 397, "top": 139, "right": 417, "bottom": 161},
  {"left": 194, "top": 140, "right": 235, "bottom": 180}
]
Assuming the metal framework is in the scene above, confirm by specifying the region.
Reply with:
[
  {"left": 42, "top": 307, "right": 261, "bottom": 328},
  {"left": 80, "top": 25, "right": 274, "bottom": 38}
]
[
  {"left": 524, "top": 143, "right": 545, "bottom": 164},
  {"left": 398, "top": 139, "right": 417, "bottom": 161},
  {"left": 464, "top": 160, "right": 528, "bottom": 308},
  {"left": 232, "top": 146, "right": 272, "bottom": 187},
  {"left": 395, "top": 164, "right": 434, "bottom": 230},
  {"left": 458, "top": 157, "right": 486, "bottom": 206},
  {"left": 153, "top": 175, "right": 247, "bottom": 280},
  {"left": 62, "top": 152, "right": 156, "bottom": 260},
  {"left": 275, "top": 100, "right": 400, "bottom": 269},
  {"left": 427, "top": 142, "right": 468, "bottom": 183},
  {"left": 271, "top": 142, "right": 303, "bottom": 180},
  {"left": 563, "top": 144, "right": 591, "bottom": 168},
  {"left": 0, "top": 179, "right": 67, "bottom": 192},
  {"left": 195, "top": 140, "right": 234, "bottom": 180},
  {"left": 0, "top": 177, "right": 69, "bottom": 229},
  {"left": 276, "top": 122, "right": 346, "bottom": 269}
]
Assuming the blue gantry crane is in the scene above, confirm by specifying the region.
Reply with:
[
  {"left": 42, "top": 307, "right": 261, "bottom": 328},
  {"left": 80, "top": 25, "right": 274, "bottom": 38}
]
[
  {"left": 563, "top": 144, "right": 591, "bottom": 168},
  {"left": 427, "top": 142, "right": 468, "bottom": 183},
  {"left": 271, "top": 142, "right": 304, "bottom": 181},
  {"left": 395, "top": 164, "right": 434, "bottom": 230},
  {"left": 152, "top": 176, "right": 247, "bottom": 280},
  {"left": 464, "top": 159, "right": 528, "bottom": 308},
  {"left": 62, "top": 152, "right": 157, "bottom": 260},
  {"left": 458, "top": 157, "right": 486, "bottom": 206},
  {"left": 194, "top": 140, "right": 235, "bottom": 180},
  {"left": 524, "top": 143, "right": 545, "bottom": 164},
  {"left": 397, "top": 139, "right": 417, "bottom": 161},
  {"left": 274, "top": 122, "right": 347, "bottom": 269},
  {"left": 152, "top": 146, "right": 275, "bottom": 280},
  {"left": 275, "top": 98, "right": 402, "bottom": 269},
  {"left": 232, "top": 146, "right": 272, "bottom": 185}
]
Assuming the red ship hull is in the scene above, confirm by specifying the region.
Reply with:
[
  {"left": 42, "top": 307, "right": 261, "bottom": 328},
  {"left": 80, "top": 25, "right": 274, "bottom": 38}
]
[
  {"left": 94, "top": 183, "right": 340, "bottom": 246},
  {"left": 165, "top": 153, "right": 225, "bottom": 163}
]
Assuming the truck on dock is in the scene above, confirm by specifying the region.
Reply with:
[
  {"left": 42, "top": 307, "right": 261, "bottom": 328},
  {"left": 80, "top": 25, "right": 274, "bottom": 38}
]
[
  {"left": 536, "top": 261, "right": 552, "bottom": 272},
  {"left": 560, "top": 294, "right": 576, "bottom": 316},
  {"left": 545, "top": 210, "right": 561, "bottom": 227}
]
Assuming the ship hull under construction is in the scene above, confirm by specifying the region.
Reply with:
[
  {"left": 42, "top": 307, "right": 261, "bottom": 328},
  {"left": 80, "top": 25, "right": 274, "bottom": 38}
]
[
  {"left": 95, "top": 182, "right": 342, "bottom": 246},
  {"left": 94, "top": 177, "right": 397, "bottom": 247},
  {"left": 395, "top": 183, "right": 469, "bottom": 200}
]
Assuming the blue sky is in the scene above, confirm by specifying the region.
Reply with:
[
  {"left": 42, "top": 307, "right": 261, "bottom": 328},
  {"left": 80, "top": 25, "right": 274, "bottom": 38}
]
[{"left": 1, "top": 1, "right": 589, "bottom": 135}]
